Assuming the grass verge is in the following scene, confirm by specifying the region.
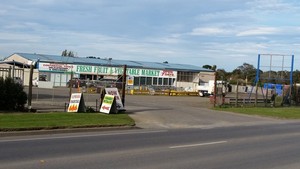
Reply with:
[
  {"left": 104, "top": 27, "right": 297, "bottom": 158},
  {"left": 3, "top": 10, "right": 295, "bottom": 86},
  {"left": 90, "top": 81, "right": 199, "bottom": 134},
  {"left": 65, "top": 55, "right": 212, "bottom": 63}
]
[
  {"left": 214, "top": 107, "right": 300, "bottom": 119},
  {"left": 0, "top": 112, "right": 135, "bottom": 131}
]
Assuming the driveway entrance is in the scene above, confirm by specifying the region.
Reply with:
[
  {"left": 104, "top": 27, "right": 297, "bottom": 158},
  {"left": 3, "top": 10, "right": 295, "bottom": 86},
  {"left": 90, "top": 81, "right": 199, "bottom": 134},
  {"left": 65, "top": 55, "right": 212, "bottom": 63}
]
[{"left": 125, "top": 95, "right": 285, "bottom": 129}]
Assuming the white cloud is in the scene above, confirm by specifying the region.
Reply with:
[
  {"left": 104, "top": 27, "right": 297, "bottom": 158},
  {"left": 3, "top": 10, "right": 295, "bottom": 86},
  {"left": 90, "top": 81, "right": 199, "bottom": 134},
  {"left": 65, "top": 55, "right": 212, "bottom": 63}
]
[
  {"left": 247, "top": 0, "right": 299, "bottom": 11},
  {"left": 196, "top": 9, "right": 253, "bottom": 23},
  {"left": 189, "top": 27, "right": 229, "bottom": 36},
  {"left": 27, "top": 0, "right": 57, "bottom": 5},
  {"left": 146, "top": 36, "right": 182, "bottom": 44},
  {"left": 236, "top": 27, "right": 280, "bottom": 36},
  {"left": 0, "top": 32, "right": 43, "bottom": 42}
]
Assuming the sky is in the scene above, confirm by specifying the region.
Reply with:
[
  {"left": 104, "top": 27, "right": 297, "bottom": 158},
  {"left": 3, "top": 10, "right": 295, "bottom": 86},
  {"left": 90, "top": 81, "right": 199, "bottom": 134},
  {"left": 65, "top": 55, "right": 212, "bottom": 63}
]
[{"left": 0, "top": 0, "right": 300, "bottom": 71}]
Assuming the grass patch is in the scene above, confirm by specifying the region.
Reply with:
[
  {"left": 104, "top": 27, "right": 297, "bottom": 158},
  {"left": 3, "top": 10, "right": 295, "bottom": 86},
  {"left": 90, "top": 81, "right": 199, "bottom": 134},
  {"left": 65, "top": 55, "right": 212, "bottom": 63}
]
[
  {"left": 214, "top": 107, "right": 300, "bottom": 119},
  {"left": 0, "top": 112, "right": 135, "bottom": 131}
]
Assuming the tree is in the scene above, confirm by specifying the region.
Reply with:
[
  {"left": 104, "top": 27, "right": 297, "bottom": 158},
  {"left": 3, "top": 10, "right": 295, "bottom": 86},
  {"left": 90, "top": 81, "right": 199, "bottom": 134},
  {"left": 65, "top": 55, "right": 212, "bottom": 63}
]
[
  {"left": 61, "top": 49, "right": 67, "bottom": 56},
  {"left": 234, "top": 63, "right": 257, "bottom": 84},
  {"left": 202, "top": 65, "right": 212, "bottom": 70},
  {"left": 211, "top": 65, "right": 217, "bottom": 71},
  {"left": 293, "top": 70, "right": 300, "bottom": 83},
  {"left": 202, "top": 64, "right": 217, "bottom": 71},
  {"left": 61, "top": 49, "right": 75, "bottom": 57},
  {"left": 0, "top": 77, "right": 27, "bottom": 111},
  {"left": 216, "top": 69, "right": 228, "bottom": 80}
]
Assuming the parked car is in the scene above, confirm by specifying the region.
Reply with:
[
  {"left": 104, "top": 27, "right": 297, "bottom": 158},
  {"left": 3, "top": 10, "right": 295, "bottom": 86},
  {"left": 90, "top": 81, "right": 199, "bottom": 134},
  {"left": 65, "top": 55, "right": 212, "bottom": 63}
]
[
  {"left": 32, "top": 77, "right": 38, "bottom": 87},
  {"left": 67, "top": 78, "right": 86, "bottom": 88},
  {"left": 96, "top": 78, "right": 122, "bottom": 89},
  {"left": 13, "top": 77, "right": 23, "bottom": 85}
]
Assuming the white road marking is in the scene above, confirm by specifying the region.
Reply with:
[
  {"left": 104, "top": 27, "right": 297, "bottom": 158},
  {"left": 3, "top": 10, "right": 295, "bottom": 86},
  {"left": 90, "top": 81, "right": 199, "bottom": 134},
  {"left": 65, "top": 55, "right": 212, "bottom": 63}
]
[
  {"left": 0, "top": 129, "right": 168, "bottom": 143},
  {"left": 169, "top": 140, "right": 227, "bottom": 149}
]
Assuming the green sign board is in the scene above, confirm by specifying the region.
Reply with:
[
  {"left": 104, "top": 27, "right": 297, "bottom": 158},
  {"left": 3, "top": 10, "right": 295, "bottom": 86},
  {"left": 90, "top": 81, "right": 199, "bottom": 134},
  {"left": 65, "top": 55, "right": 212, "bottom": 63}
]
[{"left": 38, "top": 62, "right": 177, "bottom": 78}]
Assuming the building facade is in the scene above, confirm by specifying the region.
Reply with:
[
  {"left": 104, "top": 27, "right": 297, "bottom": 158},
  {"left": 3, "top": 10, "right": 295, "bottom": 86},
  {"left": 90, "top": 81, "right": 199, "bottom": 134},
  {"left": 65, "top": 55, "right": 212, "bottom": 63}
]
[{"left": 3, "top": 53, "right": 214, "bottom": 91}]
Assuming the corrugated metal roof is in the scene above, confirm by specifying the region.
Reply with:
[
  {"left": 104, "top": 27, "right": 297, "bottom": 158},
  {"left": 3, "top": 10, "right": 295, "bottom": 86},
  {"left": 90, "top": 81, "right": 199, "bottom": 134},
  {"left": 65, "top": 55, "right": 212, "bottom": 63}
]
[{"left": 15, "top": 53, "right": 212, "bottom": 72}]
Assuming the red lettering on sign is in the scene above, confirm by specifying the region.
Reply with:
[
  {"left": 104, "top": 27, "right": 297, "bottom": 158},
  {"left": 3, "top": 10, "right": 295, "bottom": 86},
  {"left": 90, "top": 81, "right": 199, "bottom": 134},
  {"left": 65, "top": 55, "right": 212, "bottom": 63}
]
[
  {"left": 161, "top": 70, "right": 174, "bottom": 77},
  {"left": 102, "top": 106, "right": 110, "bottom": 110}
]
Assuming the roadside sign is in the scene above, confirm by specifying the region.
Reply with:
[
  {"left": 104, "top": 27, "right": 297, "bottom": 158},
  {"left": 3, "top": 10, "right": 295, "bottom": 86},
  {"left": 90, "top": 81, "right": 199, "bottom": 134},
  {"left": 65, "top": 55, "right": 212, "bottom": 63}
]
[
  {"left": 105, "top": 88, "right": 124, "bottom": 110},
  {"left": 127, "top": 75, "right": 134, "bottom": 86},
  {"left": 100, "top": 94, "right": 115, "bottom": 114},
  {"left": 68, "top": 93, "right": 86, "bottom": 112}
]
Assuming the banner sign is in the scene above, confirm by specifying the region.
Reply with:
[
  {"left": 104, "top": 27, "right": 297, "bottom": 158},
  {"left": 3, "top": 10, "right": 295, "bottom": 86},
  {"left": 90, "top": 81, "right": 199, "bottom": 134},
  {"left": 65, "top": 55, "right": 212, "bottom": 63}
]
[
  {"left": 105, "top": 88, "right": 124, "bottom": 110},
  {"left": 38, "top": 62, "right": 177, "bottom": 78},
  {"left": 38, "top": 62, "right": 74, "bottom": 72},
  {"left": 100, "top": 94, "right": 115, "bottom": 114},
  {"left": 86, "top": 66, "right": 177, "bottom": 78},
  {"left": 68, "top": 93, "right": 83, "bottom": 112}
]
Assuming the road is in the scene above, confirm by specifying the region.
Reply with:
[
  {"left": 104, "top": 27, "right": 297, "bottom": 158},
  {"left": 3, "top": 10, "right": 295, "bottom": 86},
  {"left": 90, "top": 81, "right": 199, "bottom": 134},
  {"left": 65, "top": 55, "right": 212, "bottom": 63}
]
[{"left": 1, "top": 122, "right": 300, "bottom": 169}]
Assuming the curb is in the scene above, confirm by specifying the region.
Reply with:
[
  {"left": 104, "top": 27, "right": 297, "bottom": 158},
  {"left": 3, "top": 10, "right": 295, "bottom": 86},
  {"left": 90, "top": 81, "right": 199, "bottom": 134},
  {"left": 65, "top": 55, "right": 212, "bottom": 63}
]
[{"left": 0, "top": 126, "right": 139, "bottom": 137}]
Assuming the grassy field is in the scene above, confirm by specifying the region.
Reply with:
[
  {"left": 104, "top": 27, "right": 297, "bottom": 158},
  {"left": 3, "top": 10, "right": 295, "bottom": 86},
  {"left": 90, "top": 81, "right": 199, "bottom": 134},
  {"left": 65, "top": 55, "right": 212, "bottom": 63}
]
[
  {"left": 214, "top": 107, "right": 300, "bottom": 119},
  {"left": 0, "top": 112, "right": 135, "bottom": 131}
]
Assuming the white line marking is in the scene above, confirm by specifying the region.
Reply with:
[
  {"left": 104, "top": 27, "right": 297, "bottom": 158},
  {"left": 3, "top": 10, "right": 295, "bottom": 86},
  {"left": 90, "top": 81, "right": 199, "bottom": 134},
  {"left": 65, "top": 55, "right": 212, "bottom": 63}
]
[
  {"left": 169, "top": 141, "right": 227, "bottom": 149},
  {"left": 0, "top": 130, "right": 168, "bottom": 143}
]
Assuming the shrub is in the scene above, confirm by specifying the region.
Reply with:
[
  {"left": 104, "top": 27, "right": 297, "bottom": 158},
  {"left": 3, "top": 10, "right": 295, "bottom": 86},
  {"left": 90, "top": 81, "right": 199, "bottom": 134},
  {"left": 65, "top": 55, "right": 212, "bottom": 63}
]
[
  {"left": 0, "top": 77, "right": 27, "bottom": 111},
  {"left": 86, "top": 106, "right": 96, "bottom": 113}
]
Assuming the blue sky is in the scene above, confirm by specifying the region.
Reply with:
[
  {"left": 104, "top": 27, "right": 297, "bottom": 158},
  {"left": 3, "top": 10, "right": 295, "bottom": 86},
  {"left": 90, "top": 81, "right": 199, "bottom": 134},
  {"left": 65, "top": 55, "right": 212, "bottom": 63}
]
[{"left": 0, "top": 0, "right": 300, "bottom": 71}]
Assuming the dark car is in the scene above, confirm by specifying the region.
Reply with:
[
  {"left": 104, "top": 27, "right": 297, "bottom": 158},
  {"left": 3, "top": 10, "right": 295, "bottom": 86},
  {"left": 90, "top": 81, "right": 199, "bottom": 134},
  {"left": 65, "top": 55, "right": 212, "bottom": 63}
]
[
  {"left": 96, "top": 78, "right": 122, "bottom": 89},
  {"left": 67, "top": 78, "right": 86, "bottom": 88}
]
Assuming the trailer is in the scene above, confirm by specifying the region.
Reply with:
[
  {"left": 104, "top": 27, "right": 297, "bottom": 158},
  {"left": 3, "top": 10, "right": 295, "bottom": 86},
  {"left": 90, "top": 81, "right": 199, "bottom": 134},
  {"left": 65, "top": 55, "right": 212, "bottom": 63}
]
[{"left": 197, "top": 80, "right": 227, "bottom": 97}]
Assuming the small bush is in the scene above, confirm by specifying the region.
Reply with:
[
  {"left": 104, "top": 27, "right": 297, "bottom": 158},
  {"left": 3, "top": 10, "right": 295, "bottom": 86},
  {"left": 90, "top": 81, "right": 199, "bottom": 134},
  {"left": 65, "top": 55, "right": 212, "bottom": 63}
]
[
  {"left": 86, "top": 106, "right": 96, "bottom": 113},
  {"left": 0, "top": 77, "right": 27, "bottom": 111}
]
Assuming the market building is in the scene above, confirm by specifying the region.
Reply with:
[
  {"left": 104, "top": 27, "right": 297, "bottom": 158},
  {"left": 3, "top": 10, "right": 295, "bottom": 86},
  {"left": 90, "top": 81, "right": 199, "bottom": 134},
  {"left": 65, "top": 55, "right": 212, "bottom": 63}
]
[{"left": 2, "top": 53, "right": 214, "bottom": 91}]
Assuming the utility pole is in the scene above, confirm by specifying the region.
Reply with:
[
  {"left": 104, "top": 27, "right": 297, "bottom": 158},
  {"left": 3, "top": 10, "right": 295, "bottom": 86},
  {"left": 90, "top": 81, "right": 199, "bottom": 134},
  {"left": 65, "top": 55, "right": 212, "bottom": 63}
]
[
  {"left": 28, "top": 64, "right": 34, "bottom": 112},
  {"left": 69, "top": 71, "right": 73, "bottom": 98},
  {"left": 213, "top": 71, "right": 217, "bottom": 107},
  {"left": 121, "top": 65, "right": 127, "bottom": 107}
]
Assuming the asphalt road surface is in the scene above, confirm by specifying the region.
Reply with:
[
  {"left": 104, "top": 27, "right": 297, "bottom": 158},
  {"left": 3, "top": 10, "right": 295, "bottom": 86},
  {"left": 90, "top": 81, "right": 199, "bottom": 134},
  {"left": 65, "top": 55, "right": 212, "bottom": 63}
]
[{"left": 1, "top": 122, "right": 300, "bottom": 169}]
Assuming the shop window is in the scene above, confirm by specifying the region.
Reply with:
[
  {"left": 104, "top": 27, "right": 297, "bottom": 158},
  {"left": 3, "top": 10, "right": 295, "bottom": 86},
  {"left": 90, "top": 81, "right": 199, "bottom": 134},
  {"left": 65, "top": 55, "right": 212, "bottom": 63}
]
[
  {"left": 140, "top": 77, "right": 146, "bottom": 85},
  {"left": 146, "top": 77, "right": 152, "bottom": 85},
  {"left": 163, "top": 78, "right": 168, "bottom": 85},
  {"left": 169, "top": 78, "right": 175, "bottom": 85},
  {"left": 134, "top": 77, "right": 140, "bottom": 85},
  {"left": 158, "top": 78, "right": 163, "bottom": 85},
  {"left": 177, "top": 72, "right": 194, "bottom": 82},
  {"left": 153, "top": 77, "right": 158, "bottom": 85},
  {"left": 39, "top": 74, "right": 48, "bottom": 81}
]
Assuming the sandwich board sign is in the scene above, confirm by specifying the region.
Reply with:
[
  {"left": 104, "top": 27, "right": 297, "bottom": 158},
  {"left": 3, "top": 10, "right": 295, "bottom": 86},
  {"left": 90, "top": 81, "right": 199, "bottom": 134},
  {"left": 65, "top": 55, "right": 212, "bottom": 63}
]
[
  {"left": 68, "top": 93, "right": 86, "bottom": 112},
  {"left": 105, "top": 88, "right": 124, "bottom": 110},
  {"left": 100, "top": 94, "right": 116, "bottom": 114}
]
